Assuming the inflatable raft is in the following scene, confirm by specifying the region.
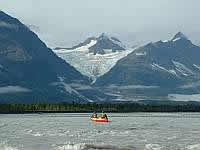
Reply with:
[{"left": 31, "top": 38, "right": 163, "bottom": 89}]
[{"left": 91, "top": 117, "right": 108, "bottom": 122}]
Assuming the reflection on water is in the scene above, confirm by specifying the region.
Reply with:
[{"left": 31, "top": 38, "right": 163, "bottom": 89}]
[{"left": 0, "top": 113, "right": 200, "bottom": 150}]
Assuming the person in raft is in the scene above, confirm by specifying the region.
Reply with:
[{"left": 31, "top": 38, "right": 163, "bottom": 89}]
[
  {"left": 91, "top": 111, "right": 98, "bottom": 118},
  {"left": 101, "top": 111, "right": 108, "bottom": 119}
]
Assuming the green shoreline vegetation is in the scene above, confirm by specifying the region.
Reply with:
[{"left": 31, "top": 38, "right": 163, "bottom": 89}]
[{"left": 0, "top": 103, "right": 200, "bottom": 113}]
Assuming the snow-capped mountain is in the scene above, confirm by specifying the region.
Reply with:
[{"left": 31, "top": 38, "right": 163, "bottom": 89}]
[
  {"left": 54, "top": 34, "right": 134, "bottom": 81},
  {"left": 94, "top": 32, "right": 200, "bottom": 102},
  {"left": 55, "top": 33, "right": 126, "bottom": 55},
  {"left": 89, "top": 33, "right": 126, "bottom": 55}
]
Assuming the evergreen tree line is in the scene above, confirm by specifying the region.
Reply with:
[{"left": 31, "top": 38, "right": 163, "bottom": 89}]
[{"left": 0, "top": 103, "right": 200, "bottom": 113}]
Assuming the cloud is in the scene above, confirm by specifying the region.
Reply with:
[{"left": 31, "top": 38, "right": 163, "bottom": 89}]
[
  {"left": 168, "top": 94, "right": 200, "bottom": 102},
  {"left": 0, "top": 86, "right": 31, "bottom": 94},
  {"left": 0, "top": 21, "right": 18, "bottom": 29},
  {"left": 107, "top": 84, "right": 159, "bottom": 90},
  {"left": 71, "top": 83, "right": 93, "bottom": 90},
  {"left": 180, "top": 81, "right": 200, "bottom": 89}
]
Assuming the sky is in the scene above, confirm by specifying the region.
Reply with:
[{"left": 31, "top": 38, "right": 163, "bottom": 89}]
[{"left": 0, "top": 0, "right": 200, "bottom": 48}]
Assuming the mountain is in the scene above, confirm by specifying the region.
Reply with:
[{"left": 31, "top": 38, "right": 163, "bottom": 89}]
[
  {"left": 54, "top": 34, "right": 134, "bottom": 81},
  {"left": 55, "top": 33, "right": 126, "bottom": 55},
  {"left": 94, "top": 32, "right": 200, "bottom": 102},
  {"left": 0, "top": 11, "right": 97, "bottom": 103},
  {"left": 88, "top": 33, "right": 126, "bottom": 55}
]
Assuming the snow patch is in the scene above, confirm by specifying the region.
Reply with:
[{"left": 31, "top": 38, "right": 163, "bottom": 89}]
[
  {"left": 172, "top": 37, "right": 181, "bottom": 42},
  {"left": 151, "top": 63, "right": 179, "bottom": 77},
  {"left": 152, "top": 63, "right": 169, "bottom": 72},
  {"left": 162, "top": 40, "right": 169, "bottom": 43},
  {"left": 193, "top": 64, "right": 200, "bottom": 70},
  {"left": 172, "top": 60, "right": 193, "bottom": 76},
  {"left": 136, "top": 52, "right": 146, "bottom": 56},
  {"left": 168, "top": 69, "right": 179, "bottom": 77},
  {"left": 176, "top": 68, "right": 189, "bottom": 76},
  {"left": 75, "top": 40, "right": 97, "bottom": 51}
]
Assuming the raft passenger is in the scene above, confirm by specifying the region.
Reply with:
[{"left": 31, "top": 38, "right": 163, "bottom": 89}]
[
  {"left": 91, "top": 111, "right": 98, "bottom": 118},
  {"left": 101, "top": 111, "right": 108, "bottom": 119}
]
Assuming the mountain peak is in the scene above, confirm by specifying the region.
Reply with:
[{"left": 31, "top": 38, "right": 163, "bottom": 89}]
[
  {"left": 99, "top": 33, "right": 107, "bottom": 37},
  {"left": 98, "top": 33, "right": 109, "bottom": 40},
  {"left": 171, "top": 32, "right": 188, "bottom": 41}
]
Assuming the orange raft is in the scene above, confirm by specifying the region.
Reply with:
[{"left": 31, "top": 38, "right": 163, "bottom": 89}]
[{"left": 91, "top": 117, "right": 109, "bottom": 122}]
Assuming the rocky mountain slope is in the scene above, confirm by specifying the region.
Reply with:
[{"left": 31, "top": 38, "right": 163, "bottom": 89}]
[
  {"left": 94, "top": 32, "right": 200, "bottom": 102},
  {"left": 55, "top": 33, "right": 126, "bottom": 54},
  {"left": 0, "top": 11, "right": 102, "bottom": 103}
]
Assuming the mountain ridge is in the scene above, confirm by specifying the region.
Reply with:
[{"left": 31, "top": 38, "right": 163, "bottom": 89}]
[
  {"left": 0, "top": 11, "right": 95, "bottom": 103},
  {"left": 94, "top": 32, "right": 200, "bottom": 102},
  {"left": 54, "top": 33, "right": 126, "bottom": 55}
]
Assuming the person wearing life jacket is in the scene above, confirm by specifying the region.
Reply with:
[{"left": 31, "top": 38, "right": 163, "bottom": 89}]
[
  {"left": 91, "top": 111, "right": 98, "bottom": 118},
  {"left": 101, "top": 111, "right": 108, "bottom": 119}
]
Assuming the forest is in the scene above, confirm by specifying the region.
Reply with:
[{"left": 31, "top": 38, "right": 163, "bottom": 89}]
[{"left": 0, "top": 103, "right": 200, "bottom": 113}]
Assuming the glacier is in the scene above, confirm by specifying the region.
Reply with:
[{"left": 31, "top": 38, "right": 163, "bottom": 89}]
[{"left": 53, "top": 40, "right": 134, "bottom": 82}]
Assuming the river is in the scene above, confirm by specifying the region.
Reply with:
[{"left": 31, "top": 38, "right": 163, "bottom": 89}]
[{"left": 0, "top": 113, "right": 200, "bottom": 150}]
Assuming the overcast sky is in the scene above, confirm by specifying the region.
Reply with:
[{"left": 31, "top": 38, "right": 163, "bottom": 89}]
[{"left": 1, "top": 0, "right": 200, "bottom": 47}]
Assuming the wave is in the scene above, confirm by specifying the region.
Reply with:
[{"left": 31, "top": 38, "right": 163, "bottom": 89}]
[
  {"left": 57, "top": 143, "right": 85, "bottom": 150},
  {"left": 145, "top": 144, "right": 162, "bottom": 150},
  {"left": 57, "top": 143, "right": 135, "bottom": 150},
  {"left": 31, "top": 132, "right": 44, "bottom": 137},
  {"left": 0, "top": 124, "right": 7, "bottom": 129},
  {"left": 186, "top": 144, "right": 200, "bottom": 150},
  {"left": 24, "top": 129, "right": 44, "bottom": 137},
  {"left": 0, "top": 142, "right": 19, "bottom": 150}
]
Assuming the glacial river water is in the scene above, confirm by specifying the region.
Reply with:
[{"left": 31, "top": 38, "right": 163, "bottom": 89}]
[{"left": 0, "top": 113, "right": 200, "bottom": 150}]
